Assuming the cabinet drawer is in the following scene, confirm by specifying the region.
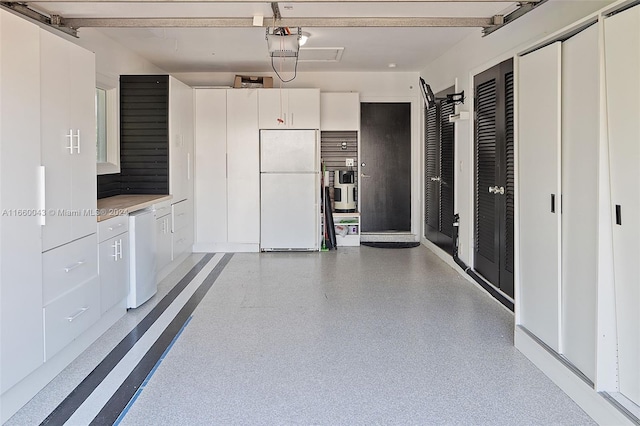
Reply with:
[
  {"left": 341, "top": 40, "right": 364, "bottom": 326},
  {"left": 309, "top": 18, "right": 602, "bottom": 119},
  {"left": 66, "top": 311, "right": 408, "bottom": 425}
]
[
  {"left": 43, "top": 276, "right": 100, "bottom": 361},
  {"left": 97, "top": 215, "right": 128, "bottom": 243},
  {"left": 43, "top": 234, "right": 98, "bottom": 305},
  {"left": 172, "top": 225, "right": 191, "bottom": 260},
  {"left": 154, "top": 200, "right": 172, "bottom": 219},
  {"left": 172, "top": 199, "right": 191, "bottom": 232}
]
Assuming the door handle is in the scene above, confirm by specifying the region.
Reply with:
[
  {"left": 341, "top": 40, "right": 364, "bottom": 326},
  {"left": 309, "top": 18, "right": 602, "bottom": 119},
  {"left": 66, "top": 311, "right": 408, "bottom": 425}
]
[
  {"left": 66, "top": 129, "right": 74, "bottom": 154},
  {"left": 73, "top": 129, "right": 81, "bottom": 154},
  {"left": 64, "top": 260, "right": 85, "bottom": 273},
  {"left": 66, "top": 307, "right": 89, "bottom": 322},
  {"left": 488, "top": 186, "right": 504, "bottom": 195},
  {"left": 361, "top": 173, "right": 371, "bottom": 178},
  {"left": 39, "top": 166, "right": 46, "bottom": 226}
]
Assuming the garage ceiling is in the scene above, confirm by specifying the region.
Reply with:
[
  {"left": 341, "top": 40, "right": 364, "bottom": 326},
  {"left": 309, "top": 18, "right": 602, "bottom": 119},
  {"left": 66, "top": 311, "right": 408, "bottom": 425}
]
[{"left": 6, "top": 0, "right": 546, "bottom": 73}]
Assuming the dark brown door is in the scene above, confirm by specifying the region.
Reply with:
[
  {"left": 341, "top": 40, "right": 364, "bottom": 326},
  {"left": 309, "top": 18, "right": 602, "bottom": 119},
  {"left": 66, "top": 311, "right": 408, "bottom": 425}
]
[
  {"left": 425, "top": 87, "right": 455, "bottom": 254},
  {"left": 360, "top": 102, "right": 411, "bottom": 232},
  {"left": 474, "top": 59, "right": 514, "bottom": 298}
]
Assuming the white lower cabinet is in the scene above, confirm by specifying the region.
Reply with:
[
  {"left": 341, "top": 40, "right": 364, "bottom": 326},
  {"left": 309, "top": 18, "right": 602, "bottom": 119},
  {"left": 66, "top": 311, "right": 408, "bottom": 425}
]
[
  {"left": 43, "top": 234, "right": 98, "bottom": 305},
  {"left": 155, "top": 201, "right": 173, "bottom": 273},
  {"left": 98, "top": 216, "right": 129, "bottom": 315},
  {"left": 42, "top": 233, "right": 99, "bottom": 361},
  {"left": 172, "top": 199, "right": 193, "bottom": 260},
  {"left": 43, "top": 276, "right": 100, "bottom": 361}
]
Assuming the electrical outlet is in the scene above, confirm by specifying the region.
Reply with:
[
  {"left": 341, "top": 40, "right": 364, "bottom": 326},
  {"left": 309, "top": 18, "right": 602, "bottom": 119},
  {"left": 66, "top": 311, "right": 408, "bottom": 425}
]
[{"left": 345, "top": 158, "right": 355, "bottom": 167}]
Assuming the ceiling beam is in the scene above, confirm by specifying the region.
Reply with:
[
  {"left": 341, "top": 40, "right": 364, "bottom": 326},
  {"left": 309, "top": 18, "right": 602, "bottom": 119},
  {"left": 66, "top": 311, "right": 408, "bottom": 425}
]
[
  {"left": 4, "top": 0, "right": 539, "bottom": 3},
  {"left": 483, "top": 0, "right": 548, "bottom": 35},
  {"left": 61, "top": 16, "right": 496, "bottom": 28}
]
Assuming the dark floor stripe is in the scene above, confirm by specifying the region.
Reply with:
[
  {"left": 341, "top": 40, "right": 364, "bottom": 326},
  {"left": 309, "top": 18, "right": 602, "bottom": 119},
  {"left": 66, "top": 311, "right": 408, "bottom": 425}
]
[
  {"left": 91, "top": 253, "right": 233, "bottom": 425},
  {"left": 113, "top": 316, "right": 194, "bottom": 426},
  {"left": 40, "top": 253, "right": 215, "bottom": 426}
]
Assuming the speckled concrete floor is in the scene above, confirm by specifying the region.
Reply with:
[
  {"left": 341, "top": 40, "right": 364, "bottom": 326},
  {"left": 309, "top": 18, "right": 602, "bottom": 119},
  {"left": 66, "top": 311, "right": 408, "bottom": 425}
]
[{"left": 115, "top": 247, "right": 594, "bottom": 425}]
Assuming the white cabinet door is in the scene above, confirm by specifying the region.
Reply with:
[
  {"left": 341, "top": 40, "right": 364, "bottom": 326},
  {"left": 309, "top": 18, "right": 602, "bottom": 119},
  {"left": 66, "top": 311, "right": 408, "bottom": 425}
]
[
  {"left": 227, "top": 90, "right": 260, "bottom": 244},
  {"left": 98, "top": 234, "right": 129, "bottom": 314},
  {"left": 69, "top": 42, "right": 97, "bottom": 240},
  {"left": 605, "top": 5, "right": 640, "bottom": 406},
  {"left": 287, "top": 89, "right": 320, "bottom": 129},
  {"left": 156, "top": 214, "right": 172, "bottom": 272},
  {"left": 321, "top": 92, "right": 360, "bottom": 131},
  {"left": 518, "top": 42, "right": 562, "bottom": 352},
  {"left": 258, "top": 89, "right": 320, "bottom": 129},
  {"left": 169, "top": 77, "right": 194, "bottom": 204},
  {"left": 40, "top": 30, "right": 72, "bottom": 251},
  {"left": 258, "top": 89, "right": 287, "bottom": 129},
  {"left": 40, "top": 30, "right": 96, "bottom": 251},
  {"left": 194, "top": 89, "right": 227, "bottom": 245},
  {"left": 0, "top": 10, "right": 44, "bottom": 393},
  {"left": 560, "top": 24, "right": 599, "bottom": 382}
]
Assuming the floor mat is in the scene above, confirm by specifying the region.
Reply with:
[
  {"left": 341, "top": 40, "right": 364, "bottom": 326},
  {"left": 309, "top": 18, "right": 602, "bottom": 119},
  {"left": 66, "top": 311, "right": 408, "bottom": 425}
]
[{"left": 361, "top": 242, "right": 421, "bottom": 248}]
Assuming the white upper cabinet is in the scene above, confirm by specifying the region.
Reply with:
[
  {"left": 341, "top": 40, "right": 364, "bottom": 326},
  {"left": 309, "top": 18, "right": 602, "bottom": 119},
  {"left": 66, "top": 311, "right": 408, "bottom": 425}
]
[
  {"left": 258, "top": 88, "right": 320, "bottom": 129},
  {"left": 169, "top": 77, "right": 194, "bottom": 204},
  {"left": 0, "top": 10, "right": 44, "bottom": 394},
  {"left": 320, "top": 92, "right": 360, "bottom": 130},
  {"left": 40, "top": 30, "right": 96, "bottom": 251}
]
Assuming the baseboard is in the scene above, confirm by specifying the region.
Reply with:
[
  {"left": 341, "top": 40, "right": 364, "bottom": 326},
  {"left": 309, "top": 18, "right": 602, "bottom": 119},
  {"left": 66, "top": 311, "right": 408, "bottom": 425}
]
[
  {"left": 515, "top": 326, "right": 635, "bottom": 425},
  {"left": 421, "top": 238, "right": 514, "bottom": 313},
  {"left": 192, "top": 242, "right": 259, "bottom": 253}
]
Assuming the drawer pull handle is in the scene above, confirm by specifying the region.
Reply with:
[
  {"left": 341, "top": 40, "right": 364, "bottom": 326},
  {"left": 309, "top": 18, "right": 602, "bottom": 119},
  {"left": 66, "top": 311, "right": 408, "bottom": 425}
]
[
  {"left": 64, "top": 261, "right": 85, "bottom": 273},
  {"left": 66, "top": 306, "right": 89, "bottom": 322},
  {"left": 66, "top": 129, "right": 74, "bottom": 154},
  {"left": 108, "top": 223, "right": 124, "bottom": 231}
]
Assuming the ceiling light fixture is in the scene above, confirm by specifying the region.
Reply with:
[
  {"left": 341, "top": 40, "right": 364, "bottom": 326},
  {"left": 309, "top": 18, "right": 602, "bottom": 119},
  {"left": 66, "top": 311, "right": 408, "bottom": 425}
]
[{"left": 388, "top": 63, "right": 397, "bottom": 68}]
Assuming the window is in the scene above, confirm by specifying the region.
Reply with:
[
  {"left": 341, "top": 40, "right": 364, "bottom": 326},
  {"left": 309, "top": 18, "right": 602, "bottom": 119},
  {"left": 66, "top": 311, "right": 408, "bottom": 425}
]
[
  {"left": 96, "top": 73, "right": 120, "bottom": 175},
  {"left": 96, "top": 88, "right": 107, "bottom": 163}
]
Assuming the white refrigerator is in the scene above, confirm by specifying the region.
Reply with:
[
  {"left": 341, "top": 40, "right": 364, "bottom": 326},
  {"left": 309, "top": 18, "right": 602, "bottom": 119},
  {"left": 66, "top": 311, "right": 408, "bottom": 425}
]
[{"left": 260, "top": 129, "right": 320, "bottom": 251}]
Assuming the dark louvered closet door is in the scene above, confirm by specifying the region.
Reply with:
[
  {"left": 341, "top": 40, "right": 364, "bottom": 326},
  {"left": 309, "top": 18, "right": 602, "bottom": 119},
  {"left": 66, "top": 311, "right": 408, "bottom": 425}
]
[
  {"left": 500, "top": 70, "right": 515, "bottom": 297},
  {"left": 473, "top": 59, "right": 514, "bottom": 298},
  {"left": 424, "top": 86, "right": 455, "bottom": 253},
  {"left": 425, "top": 105, "right": 440, "bottom": 242},
  {"left": 475, "top": 69, "right": 500, "bottom": 285},
  {"left": 439, "top": 99, "right": 455, "bottom": 253}
]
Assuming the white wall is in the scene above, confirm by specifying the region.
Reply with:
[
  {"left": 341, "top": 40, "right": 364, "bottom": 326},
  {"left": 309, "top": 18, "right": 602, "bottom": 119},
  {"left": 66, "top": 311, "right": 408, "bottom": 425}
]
[
  {"left": 73, "top": 28, "right": 166, "bottom": 80},
  {"left": 419, "top": 0, "right": 615, "bottom": 266},
  {"left": 179, "top": 71, "right": 424, "bottom": 238}
]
